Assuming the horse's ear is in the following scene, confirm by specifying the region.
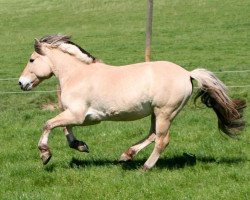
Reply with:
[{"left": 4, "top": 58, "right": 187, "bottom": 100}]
[{"left": 34, "top": 38, "right": 45, "bottom": 55}]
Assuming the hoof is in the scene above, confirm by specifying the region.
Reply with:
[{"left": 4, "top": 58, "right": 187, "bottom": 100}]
[
  {"left": 41, "top": 151, "right": 52, "bottom": 165},
  {"left": 142, "top": 164, "right": 150, "bottom": 171},
  {"left": 119, "top": 153, "right": 132, "bottom": 162},
  {"left": 70, "top": 140, "right": 89, "bottom": 153},
  {"left": 119, "top": 148, "right": 136, "bottom": 162},
  {"left": 77, "top": 141, "right": 89, "bottom": 153},
  {"left": 38, "top": 144, "right": 52, "bottom": 165}
]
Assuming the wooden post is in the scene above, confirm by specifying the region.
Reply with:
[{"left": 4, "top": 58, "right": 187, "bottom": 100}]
[{"left": 145, "top": 0, "right": 153, "bottom": 62}]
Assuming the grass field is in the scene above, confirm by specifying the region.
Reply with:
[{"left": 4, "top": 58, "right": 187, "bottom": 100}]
[{"left": 0, "top": 0, "right": 249, "bottom": 199}]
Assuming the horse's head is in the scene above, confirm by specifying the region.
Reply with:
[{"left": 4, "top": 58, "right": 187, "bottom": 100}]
[
  {"left": 18, "top": 39, "right": 53, "bottom": 91},
  {"left": 19, "top": 34, "right": 97, "bottom": 90}
]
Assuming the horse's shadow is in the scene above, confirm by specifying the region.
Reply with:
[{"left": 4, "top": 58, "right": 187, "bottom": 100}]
[{"left": 67, "top": 153, "right": 246, "bottom": 171}]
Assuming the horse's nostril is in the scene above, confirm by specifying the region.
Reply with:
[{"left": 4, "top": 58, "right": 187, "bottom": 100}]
[{"left": 18, "top": 81, "right": 22, "bottom": 86}]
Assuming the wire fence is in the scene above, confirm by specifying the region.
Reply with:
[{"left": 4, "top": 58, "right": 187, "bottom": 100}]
[
  {"left": 0, "top": 69, "right": 249, "bottom": 94},
  {"left": 213, "top": 70, "right": 250, "bottom": 74}
]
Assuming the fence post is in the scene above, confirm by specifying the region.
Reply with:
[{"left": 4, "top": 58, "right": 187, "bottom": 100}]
[{"left": 145, "top": 0, "right": 153, "bottom": 62}]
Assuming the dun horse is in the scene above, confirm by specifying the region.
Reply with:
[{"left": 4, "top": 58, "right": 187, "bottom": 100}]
[{"left": 19, "top": 35, "right": 246, "bottom": 170}]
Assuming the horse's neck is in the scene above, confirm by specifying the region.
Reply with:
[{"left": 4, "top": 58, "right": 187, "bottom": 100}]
[{"left": 49, "top": 50, "right": 89, "bottom": 88}]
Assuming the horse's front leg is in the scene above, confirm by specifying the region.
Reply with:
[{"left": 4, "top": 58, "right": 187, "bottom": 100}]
[
  {"left": 56, "top": 87, "right": 89, "bottom": 153},
  {"left": 63, "top": 126, "right": 89, "bottom": 152},
  {"left": 38, "top": 109, "right": 85, "bottom": 165}
]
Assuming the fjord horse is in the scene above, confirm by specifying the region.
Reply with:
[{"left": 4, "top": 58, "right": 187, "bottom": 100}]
[{"left": 19, "top": 35, "right": 245, "bottom": 170}]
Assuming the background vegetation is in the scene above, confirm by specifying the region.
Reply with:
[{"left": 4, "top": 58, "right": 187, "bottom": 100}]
[{"left": 0, "top": 0, "right": 249, "bottom": 199}]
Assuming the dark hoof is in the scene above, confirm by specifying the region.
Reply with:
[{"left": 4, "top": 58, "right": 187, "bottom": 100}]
[
  {"left": 41, "top": 152, "right": 52, "bottom": 165},
  {"left": 38, "top": 145, "right": 52, "bottom": 165},
  {"left": 77, "top": 141, "right": 89, "bottom": 153},
  {"left": 70, "top": 140, "right": 89, "bottom": 153}
]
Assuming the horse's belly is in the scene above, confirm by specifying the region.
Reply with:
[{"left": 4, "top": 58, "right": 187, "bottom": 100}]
[
  {"left": 106, "top": 104, "right": 152, "bottom": 121},
  {"left": 84, "top": 102, "right": 152, "bottom": 122}
]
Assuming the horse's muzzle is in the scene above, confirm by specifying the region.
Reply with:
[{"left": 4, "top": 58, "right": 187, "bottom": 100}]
[
  {"left": 19, "top": 81, "right": 32, "bottom": 91},
  {"left": 18, "top": 76, "right": 34, "bottom": 91}
]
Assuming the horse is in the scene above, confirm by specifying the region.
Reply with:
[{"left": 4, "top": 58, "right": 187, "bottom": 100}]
[{"left": 18, "top": 34, "right": 246, "bottom": 170}]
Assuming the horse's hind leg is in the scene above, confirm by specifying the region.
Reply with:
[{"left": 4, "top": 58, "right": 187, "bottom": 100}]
[
  {"left": 143, "top": 81, "right": 193, "bottom": 170},
  {"left": 119, "top": 115, "right": 156, "bottom": 161},
  {"left": 64, "top": 126, "right": 89, "bottom": 152},
  {"left": 143, "top": 115, "right": 171, "bottom": 170}
]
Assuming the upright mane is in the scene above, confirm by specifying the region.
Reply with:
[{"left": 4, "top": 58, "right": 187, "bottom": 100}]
[{"left": 35, "top": 34, "right": 96, "bottom": 64}]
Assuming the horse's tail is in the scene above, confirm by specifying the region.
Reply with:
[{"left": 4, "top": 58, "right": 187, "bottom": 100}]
[{"left": 190, "top": 68, "right": 246, "bottom": 137}]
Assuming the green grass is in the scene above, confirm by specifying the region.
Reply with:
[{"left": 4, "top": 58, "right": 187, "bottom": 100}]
[{"left": 0, "top": 0, "right": 249, "bottom": 199}]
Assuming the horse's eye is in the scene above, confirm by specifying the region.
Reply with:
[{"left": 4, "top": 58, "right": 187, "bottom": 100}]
[{"left": 29, "top": 58, "right": 35, "bottom": 63}]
